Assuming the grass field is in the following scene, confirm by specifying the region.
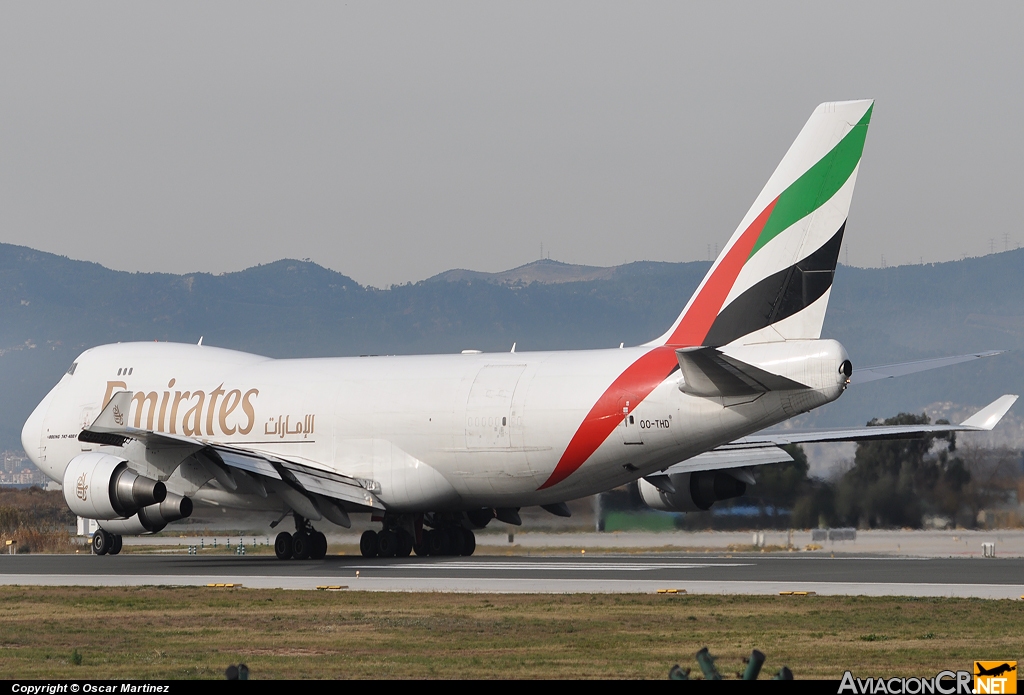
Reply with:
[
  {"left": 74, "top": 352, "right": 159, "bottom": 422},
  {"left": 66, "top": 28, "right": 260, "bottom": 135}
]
[{"left": 0, "top": 587, "right": 1021, "bottom": 679}]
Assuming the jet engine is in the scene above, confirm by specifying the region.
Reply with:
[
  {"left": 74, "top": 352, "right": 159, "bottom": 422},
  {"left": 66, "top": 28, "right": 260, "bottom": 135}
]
[
  {"left": 638, "top": 471, "right": 746, "bottom": 512},
  {"left": 99, "top": 494, "right": 193, "bottom": 535},
  {"left": 63, "top": 452, "right": 166, "bottom": 520}
]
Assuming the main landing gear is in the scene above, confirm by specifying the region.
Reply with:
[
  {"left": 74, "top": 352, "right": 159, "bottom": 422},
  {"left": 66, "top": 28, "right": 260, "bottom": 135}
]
[
  {"left": 274, "top": 514, "right": 328, "bottom": 560},
  {"left": 360, "top": 515, "right": 476, "bottom": 558},
  {"left": 91, "top": 529, "right": 123, "bottom": 556}
]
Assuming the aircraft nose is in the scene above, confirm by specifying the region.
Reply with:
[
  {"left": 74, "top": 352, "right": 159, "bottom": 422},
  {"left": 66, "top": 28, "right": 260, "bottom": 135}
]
[{"left": 21, "top": 392, "right": 52, "bottom": 468}]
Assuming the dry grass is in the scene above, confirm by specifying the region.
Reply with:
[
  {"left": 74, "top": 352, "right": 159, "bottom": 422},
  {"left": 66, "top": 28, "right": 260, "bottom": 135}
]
[
  {"left": 0, "top": 587, "right": 1020, "bottom": 679},
  {"left": 0, "top": 487, "right": 82, "bottom": 554}
]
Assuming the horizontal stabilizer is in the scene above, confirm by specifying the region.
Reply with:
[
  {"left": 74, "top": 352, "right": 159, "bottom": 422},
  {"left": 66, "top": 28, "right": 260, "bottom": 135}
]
[
  {"left": 676, "top": 347, "right": 807, "bottom": 398},
  {"left": 851, "top": 351, "right": 1005, "bottom": 385}
]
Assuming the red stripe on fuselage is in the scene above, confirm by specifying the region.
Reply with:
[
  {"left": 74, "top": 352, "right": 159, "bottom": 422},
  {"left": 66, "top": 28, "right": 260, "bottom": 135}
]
[
  {"left": 537, "top": 346, "right": 679, "bottom": 490},
  {"left": 537, "top": 198, "right": 778, "bottom": 491}
]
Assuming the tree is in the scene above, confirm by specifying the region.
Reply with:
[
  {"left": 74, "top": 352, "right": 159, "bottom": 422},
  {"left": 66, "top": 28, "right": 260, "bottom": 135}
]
[{"left": 835, "top": 413, "right": 968, "bottom": 528}]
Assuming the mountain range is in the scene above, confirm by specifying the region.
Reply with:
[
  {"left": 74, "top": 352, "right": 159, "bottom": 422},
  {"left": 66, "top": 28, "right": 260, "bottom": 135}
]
[{"left": 2, "top": 243, "right": 1022, "bottom": 463}]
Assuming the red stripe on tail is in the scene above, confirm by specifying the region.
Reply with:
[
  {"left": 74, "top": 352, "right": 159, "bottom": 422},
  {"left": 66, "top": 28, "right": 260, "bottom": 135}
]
[
  {"left": 666, "top": 197, "right": 778, "bottom": 346},
  {"left": 537, "top": 198, "right": 778, "bottom": 491}
]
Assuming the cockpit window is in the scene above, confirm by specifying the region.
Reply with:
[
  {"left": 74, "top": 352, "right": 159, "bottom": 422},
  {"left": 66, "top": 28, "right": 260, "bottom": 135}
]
[{"left": 66, "top": 362, "right": 78, "bottom": 376}]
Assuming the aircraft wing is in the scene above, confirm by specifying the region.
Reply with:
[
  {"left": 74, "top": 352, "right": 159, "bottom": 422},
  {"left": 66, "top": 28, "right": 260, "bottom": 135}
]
[
  {"left": 79, "top": 391, "right": 385, "bottom": 515},
  {"left": 664, "top": 394, "right": 1017, "bottom": 475},
  {"left": 850, "top": 350, "right": 1005, "bottom": 385}
]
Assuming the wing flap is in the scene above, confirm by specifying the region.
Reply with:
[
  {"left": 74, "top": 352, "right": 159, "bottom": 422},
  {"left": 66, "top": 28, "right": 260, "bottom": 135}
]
[{"left": 663, "top": 445, "right": 794, "bottom": 475}]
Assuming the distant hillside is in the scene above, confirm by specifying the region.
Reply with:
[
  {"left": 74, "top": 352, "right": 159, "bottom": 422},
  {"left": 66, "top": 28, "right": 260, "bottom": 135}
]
[{"left": 2, "top": 243, "right": 1023, "bottom": 455}]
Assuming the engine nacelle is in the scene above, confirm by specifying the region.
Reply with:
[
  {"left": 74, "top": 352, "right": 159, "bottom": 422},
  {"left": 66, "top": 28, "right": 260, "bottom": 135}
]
[
  {"left": 99, "top": 494, "right": 193, "bottom": 535},
  {"left": 63, "top": 452, "right": 166, "bottom": 520},
  {"left": 638, "top": 471, "right": 746, "bottom": 512}
]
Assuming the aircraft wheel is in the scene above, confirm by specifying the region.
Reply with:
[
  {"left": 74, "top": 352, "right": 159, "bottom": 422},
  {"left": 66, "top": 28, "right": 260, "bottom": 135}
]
[
  {"left": 360, "top": 530, "right": 378, "bottom": 558},
  {"left": 377, "top": 530, "right": 397, "bottom": 558},
  {"left": 413, "top": 531, "right": 430, "bottom": 557},
  {"left": 396, "top": 530, "right": 413, "bottom": 558},
  {"left": 274, "top": 531, "right": 294, "bottom": 560},
  {"left": 460, "top": 529, "right": 476, "bottom": 557},
  {"left": 428, "top": 528, "right": 452, "bottom": 556},
  {"left": 426, "top": 529, "right": 443, "bottom": 555},
  {"left": 109, "top": 534, "right": 123, "bottom": 556},
  {"left": 292, "top": 532, "right": 311, "bottom": 560},
  {"left": 92, "top": 529, "right": 111, "bottom": 556},
  {"left": 310, "top": 531, "right": 328, "bottom": 560},
  {"left": 450, "top": 528, "right": 467, "bottom": 556}
]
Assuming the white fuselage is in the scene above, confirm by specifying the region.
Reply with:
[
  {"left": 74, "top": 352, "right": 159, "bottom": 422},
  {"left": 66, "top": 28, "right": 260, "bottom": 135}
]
[{"left": 22, "top": 339, "right": 848, "bottom": 513}]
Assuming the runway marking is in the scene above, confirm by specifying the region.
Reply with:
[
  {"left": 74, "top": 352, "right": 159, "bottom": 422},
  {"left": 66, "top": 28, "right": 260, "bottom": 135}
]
[{"left": 344, "top": 561, "right": 755, "bottom": 571}]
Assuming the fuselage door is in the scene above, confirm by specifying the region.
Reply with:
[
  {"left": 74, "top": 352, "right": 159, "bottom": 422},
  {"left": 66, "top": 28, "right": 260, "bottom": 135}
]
[
  {"left": 619, "top": 396, "right": 644, "bottom": 445},
  {"left": 466, "top": 365, "right": 527, "bottom": 449}
]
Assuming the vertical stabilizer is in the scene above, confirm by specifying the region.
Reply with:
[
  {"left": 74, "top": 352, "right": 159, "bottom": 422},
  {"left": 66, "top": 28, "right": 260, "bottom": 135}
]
[{"left": 655, "top": 100, "right": 873, "bottom": 348}]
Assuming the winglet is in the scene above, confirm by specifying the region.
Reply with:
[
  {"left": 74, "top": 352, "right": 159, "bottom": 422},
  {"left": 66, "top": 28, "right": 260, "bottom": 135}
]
[
  {"left": 960, "top": 395, "right": 1018, "bottom": 430},
  {"left": 90, "top": 390, "right": 134, "bottom": 433}
]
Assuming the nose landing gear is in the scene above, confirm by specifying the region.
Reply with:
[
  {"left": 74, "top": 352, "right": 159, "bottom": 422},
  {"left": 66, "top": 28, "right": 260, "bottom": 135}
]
[
  {"left": 91, "top": 529, "right": 123, "bottom": 556},
  {"left": 274, "top": 514, "right": 328, "bottom": 560}
]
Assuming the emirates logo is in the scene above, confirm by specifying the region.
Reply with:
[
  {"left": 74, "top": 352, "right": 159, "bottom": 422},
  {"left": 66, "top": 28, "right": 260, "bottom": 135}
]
[
  {"left": 76, "top": 472, "right": 88, "bottom": 501},
  {"left": 112, "top": 404, "right": 124, "bottom": 426}
]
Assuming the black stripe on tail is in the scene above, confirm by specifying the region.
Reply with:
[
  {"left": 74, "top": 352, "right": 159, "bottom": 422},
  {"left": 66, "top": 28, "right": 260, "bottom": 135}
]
[{"left": 702, "top": 223, "right": 845, "bottom": 347}]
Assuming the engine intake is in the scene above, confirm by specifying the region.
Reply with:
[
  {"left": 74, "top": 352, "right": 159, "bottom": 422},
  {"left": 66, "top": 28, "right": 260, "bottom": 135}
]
[
  {"left": 638, "top": 471, "right": 746, "bottom": 512},
  {"left": 63, "top": 452, "right": 166, "bottom": 520}
]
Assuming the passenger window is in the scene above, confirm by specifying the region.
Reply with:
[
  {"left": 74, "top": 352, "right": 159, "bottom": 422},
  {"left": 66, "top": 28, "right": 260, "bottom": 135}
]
[
  {"left": 502, "top": 417, "right": 507, "bottom": 426},
  {"left": 629, "top": 415, "right": 635, "bottom": 425}
]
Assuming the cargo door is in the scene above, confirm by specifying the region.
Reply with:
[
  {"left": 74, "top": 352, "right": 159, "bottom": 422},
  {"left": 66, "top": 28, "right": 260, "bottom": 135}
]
[{"left": 466, "top": 365, "right": 527, "bottom": 449}]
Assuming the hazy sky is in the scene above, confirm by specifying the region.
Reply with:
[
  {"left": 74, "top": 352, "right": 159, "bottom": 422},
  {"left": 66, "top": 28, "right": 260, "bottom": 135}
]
[{"left": 1, "top": 2, "right": 1022, "bottom": 287}]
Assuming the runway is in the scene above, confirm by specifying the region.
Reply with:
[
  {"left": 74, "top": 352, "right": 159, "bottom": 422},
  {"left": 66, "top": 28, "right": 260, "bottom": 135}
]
[{"left": 2, "top": 553, "right": 1023, "bottom": 598}]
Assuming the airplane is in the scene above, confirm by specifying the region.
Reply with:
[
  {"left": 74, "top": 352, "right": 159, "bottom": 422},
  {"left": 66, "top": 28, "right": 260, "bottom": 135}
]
[{"left": 19, "top": 99, "right": 1016, "bottom": 560}]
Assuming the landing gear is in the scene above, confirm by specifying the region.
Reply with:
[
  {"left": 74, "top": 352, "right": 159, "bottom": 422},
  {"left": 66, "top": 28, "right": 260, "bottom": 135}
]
[
  {"left": 310, "top": 531, "right": 328, "bottom": 559},
  {"left": 292, "top": 532, "right": 311, "bottom": 560},
  {"left": 92, "top": 529, "right": 111, "bottom": 555},
  {"left": 360, "top": 530, "right": 378, "bottom": 558},
  {"left": 377, "top": 529, "right": 398, "bottom": 558},
  {"left": 274, "top": 514, "right": 329, "bottom": 560},
  {"left": 422, "top": 526, "right": 475, "bottom": 557},
  {"left": 275, "top": 531, "right": 293, "bottom": 560},
  {"left": 360, "top": 514, "right": 477, "bottom": 559},
  {"left": 92, "top": 529, "right": 123, "bottom": 556}
]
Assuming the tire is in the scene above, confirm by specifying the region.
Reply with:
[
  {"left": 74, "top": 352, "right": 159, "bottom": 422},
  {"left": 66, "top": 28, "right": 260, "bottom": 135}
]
[
  {"left": 450, "top": 528, "right": 467, "bottom": 556},
  {"left": 425, "top": 528, "right": 442, "bottom": 556},
  {"left": 109, "top": 534, "right": 123, "bottom": 556},
  {"left": 292, "top": 532, "right": 311, "bottom": 560},
  {"left": 428, "top": 528, "right": 451, "bottom": 556},
  {"left": 310, "top": 531, "right": 328, "bottom": 560},
  {"left": 461, "top": 529, "right": 476, "bottom": 556},
  {"left": 274, "top": 531, "right": 293, "bottom": 560},
  {"left": 360, "top": 530, "right": 379, "bottom": 558},
  {"left": 396, "top": 530, "right": 413, "bottom": 558},
  {"left": 92, "top": 529, "right": 111, "bottom": 556},
  {"left": 413, "top": 531, "right": 430, "bottom": 557},
  {"left": 377, "top": 530, "right": 397, "bottom": 558}
]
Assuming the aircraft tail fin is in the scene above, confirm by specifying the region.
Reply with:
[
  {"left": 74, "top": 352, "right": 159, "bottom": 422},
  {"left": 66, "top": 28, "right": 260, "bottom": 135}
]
[{"left": 655, "top": 99, "right": 873, "bottom": 348}]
